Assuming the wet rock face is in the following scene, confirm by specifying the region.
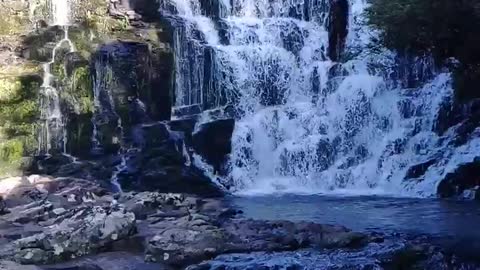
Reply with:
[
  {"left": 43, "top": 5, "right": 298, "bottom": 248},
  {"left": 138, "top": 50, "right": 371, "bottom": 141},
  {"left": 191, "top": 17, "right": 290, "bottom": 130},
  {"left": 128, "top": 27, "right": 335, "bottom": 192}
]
[
  {"left": 404, "top": 158, "right": 438, "bottom": 180},
  {"left": 437, "top": 157, "right": 480, "bottom": 199},
  {"left": 125, "top": 0, "right": 162, "bottom": 21},
  {"left": 114, "top": 122, "right": 224, "bottom": 197},
  {"left": 328, "top": 0, "right": 349, "bottom": 61},
  {"left": 192, "top": 119, "right": 235, "bottom": 175},
  {"left": 433, "top": 97, "right": 480, "bottom": 144},
  {"left": 90, "top": 41, "right": 173, "bottom": 155}
]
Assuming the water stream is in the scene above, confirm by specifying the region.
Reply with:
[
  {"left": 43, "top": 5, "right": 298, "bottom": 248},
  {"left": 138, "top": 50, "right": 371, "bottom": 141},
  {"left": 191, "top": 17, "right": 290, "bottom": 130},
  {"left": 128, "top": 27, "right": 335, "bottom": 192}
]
[{"left": 38, "top": 0, "right": 74, "bottom": 155}]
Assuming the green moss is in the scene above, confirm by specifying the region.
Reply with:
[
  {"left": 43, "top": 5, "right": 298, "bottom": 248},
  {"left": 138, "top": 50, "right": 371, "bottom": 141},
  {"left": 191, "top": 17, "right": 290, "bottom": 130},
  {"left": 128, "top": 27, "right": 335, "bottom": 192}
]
[
  {"left": 70, "top": 32, "right": 95, "bottom": 59},
  {"left": 0, "top": 74, "right": 41, "bottom": 175},
  {"left": 0, "top": 140, "right": 24, "bottom": 163},
  {"left": 71, "top": 66, "right": 94, "bottom": 114},
  {"left": 0, "top": 11, "right": 28, "bottom": 35},
  {"left": 0, "top": 78, "right": 22, "bottom": 102}
]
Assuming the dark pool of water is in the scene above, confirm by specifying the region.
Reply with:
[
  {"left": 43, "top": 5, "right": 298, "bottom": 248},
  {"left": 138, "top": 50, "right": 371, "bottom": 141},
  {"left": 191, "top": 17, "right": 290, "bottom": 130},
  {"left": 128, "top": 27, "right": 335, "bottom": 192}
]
[{"left": 232, "top": 194, "right": 480, "bottom": 240}]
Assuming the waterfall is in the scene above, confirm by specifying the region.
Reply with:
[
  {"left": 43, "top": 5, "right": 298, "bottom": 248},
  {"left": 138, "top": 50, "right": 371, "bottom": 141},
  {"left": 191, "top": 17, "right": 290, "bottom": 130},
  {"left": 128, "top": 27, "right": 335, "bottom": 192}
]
[
  {"left": 157, "top": 0, "right": 478, "bottom": 197},
  {"left": 38, "top": 0, "right": 74, "bottom": 155}
]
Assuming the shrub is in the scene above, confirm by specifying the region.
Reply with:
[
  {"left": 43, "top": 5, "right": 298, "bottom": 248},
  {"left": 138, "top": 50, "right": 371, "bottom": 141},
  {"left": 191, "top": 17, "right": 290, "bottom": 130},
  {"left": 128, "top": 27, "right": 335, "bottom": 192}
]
[{"left": 366, "top": 0, "right": 480, "bottom": 101}]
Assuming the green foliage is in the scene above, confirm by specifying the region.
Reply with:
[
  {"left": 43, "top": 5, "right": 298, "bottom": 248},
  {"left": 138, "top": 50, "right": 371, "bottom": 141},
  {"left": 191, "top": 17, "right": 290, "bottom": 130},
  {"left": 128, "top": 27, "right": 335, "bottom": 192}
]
[
  {"left": 0, "top": 75, "right": 41, "bottom": 172},
  {"left": 71, "top": 66, "right": 94, "bottom": 114},
  {"left": 366, "top": 0, "right": 480, "bottom": 61},
  {"left": 0, "top": 140, "right": 24, "bottom": 163},
  {"left": 0, "top": 7, "right": 29, "bottom": 35},
  {"left": 366, "top": 0, "right": 480, "bottom": 101},
  {"left": 0, "top": 76, "right": 40, "bottom": 136}
]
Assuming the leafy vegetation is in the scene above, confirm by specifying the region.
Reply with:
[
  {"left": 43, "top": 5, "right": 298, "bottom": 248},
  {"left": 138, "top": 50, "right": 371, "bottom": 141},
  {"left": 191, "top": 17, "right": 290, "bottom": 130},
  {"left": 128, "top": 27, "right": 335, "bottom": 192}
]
[
  {"left": 366, "top": 0, "right": 480, "bottom": 101},
  {"left": 0, "top": 74, "right": 41, "bottom": 175}
]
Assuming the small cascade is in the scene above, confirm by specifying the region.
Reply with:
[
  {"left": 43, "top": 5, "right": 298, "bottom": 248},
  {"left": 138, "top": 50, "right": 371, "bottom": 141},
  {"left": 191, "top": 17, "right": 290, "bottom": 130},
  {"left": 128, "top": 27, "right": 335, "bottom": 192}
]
[
  {"left": 90, "top": 42, "right": 159, "bottom": 192},
  {"left": 38, "top": 0, "right": 75, "bottom": 155},
  {"left": 90, "top": 56, "right": 127, "bottom": 191}
]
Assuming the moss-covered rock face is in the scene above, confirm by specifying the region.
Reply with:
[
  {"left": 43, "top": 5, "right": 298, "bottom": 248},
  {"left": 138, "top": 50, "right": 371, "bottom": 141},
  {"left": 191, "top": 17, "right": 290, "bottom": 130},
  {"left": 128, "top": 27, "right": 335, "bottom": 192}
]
[
  {"left": 0, "top": 1, "right": 31, "bottom": 35},
  {"left": 0, "top": 71, "right": 42, "bottom": 176},
  {"left": 57, "top": 54, "right": 95, "bottom": 158},
  {"left": 0, "top": 0, "right": 174, "bottom": 175},
  {"left": 0, "top": 0, "right": 47, "bottom": 177}
]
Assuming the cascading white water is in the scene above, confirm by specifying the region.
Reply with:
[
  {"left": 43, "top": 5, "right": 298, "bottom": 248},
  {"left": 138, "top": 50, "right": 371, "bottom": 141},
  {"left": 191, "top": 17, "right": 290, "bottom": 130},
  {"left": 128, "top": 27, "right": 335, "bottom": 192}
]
[
  {"left": 51, "top": 0, "right": 71, "bottom": 26},
  {"left": 160, "top": 0, "right": 480, "bottom": 197},
  {"left": 38, "top": 0, "right": 74, "bottom": 155}
]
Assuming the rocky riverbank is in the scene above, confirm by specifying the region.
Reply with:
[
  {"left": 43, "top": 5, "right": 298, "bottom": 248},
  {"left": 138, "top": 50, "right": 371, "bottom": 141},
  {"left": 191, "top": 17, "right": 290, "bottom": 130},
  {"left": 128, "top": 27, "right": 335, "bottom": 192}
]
[
  {"left": 0, "top": 175, "right": 363, "bottom": 269},
  {"left": 0, "top": 175, "right": 479, "bottom": 270}
]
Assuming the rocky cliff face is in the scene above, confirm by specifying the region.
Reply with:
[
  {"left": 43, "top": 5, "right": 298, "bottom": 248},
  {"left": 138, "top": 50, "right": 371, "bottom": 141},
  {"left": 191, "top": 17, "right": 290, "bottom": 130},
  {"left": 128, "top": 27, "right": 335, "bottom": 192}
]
[{"left": 0, "top": 0, "right": 176, "bottom": 177}]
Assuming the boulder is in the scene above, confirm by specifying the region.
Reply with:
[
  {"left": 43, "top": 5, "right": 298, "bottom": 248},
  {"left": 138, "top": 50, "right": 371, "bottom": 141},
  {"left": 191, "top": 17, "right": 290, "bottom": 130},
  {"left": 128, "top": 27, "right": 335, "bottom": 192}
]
[
  {"left": 31, "top": 155, "right": 75, "bottom": 175},
  {"left": 404, "top": 158, "right": 438, "bottom": 180},
  {"left": 135, "top": 165, "right": 223, "bottom": 197},
  {"left": 0, "top": 261, "right": 40, "bottom": 270},
  {"left": 192, "top": 119, "right": 235, "bottom": 175},
  {"left": 437, "top": 158, "right": 480, "bottom": 198},
  {"left": 141, "top": 123, "right": 171, "bottom": 149},
  {"left": 11, "top": 204, "right": 136, "bottom": 264},
  {"left": 145, "top": 215, "right": 366, "bottom": 267},
  {"left": 0, "top": 196, "right": 8, "bottom": 215},
  {"left": 117, "top": 123, "right": 224, "bottom": 197}
]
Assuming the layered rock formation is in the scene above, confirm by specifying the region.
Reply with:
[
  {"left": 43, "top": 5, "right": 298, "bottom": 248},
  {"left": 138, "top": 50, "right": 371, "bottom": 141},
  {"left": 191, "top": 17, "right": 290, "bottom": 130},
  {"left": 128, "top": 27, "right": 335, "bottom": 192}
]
[{"left": 0, "top": 176, "right": 363, "bottom": 267}]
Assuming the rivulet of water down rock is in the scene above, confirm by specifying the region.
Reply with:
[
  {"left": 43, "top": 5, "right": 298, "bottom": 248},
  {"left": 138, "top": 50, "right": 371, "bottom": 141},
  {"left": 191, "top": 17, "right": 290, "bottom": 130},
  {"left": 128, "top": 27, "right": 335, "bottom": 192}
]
[{"left": 38, "top": 0, "right": 75, "bottom": 155}]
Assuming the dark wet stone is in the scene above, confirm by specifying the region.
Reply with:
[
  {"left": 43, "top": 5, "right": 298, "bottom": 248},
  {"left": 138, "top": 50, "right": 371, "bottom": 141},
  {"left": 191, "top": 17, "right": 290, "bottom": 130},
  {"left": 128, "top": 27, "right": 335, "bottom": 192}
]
[
  {"left": 404, "top": 158, "right": 438, "bottom": 180},
  {"left": 0, "top": 196, "right": 9, "bottom": 215},
  {"left": 32, "top": 155, "right": 75, "bottom": 175},
  {"left": 64, "top": 52, "right": 89, "bottom": 77},
  {"left": 328, "top": 0, "right": 349, "bottom": 61},
  {"left": 315, "top": 139, "right": 335, "bottom": 171},
  {"left": 141, "top": 123, "right": 171, "bottom": 148},
  {"left": 42, "top": 263, "right": 103, "bottom": 270},
  {"left": 138, "top": 166, "right": 223, "bottom": 197},
  {"left": 192, "top": 119, "right": 235, "bottom": 175},
  {"left": 437, "top": 157, "right": 480, "bottom": 198}
]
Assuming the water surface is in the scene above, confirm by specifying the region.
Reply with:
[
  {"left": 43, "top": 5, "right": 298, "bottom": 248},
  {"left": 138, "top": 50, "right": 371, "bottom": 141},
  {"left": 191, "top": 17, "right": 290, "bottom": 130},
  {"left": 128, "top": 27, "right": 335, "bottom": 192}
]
[{"left": 232, "top": 195, "right": 480, "bottom": 240}]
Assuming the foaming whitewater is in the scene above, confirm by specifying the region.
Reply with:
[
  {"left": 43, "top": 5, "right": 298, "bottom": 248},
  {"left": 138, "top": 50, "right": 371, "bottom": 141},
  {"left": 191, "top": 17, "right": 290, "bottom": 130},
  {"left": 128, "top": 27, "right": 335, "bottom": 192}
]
[
  {"left": 38, "top": 0, "right": 74, "bottom": 155},
  {"left": 159, "top": 0, "right": 478, "bottom": 197}
]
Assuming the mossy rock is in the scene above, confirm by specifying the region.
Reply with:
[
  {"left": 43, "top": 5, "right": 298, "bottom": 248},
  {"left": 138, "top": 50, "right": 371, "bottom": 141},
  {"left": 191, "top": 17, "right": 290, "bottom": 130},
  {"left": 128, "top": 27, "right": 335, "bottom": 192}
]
[
  {"left": 0, "top": 78, "right": 23, "bottom": 102},
  {"left": 21, "top": 26, "right": 66, "bottom": 62},
  {"left": 59, "top": 64, "right": 94, "bottom": 115},
  {"left": 0, "top": 138, "right": 31, "bottom": 177},
  {"left": 0, "top": 73, "right": 41, "bottom": 175},
  {"left": 0, "top": 139, "right": 23, "bottom": 163},
  {"left": 0, "top": 1, "right": 31, "bottom": 35},
  {"left": 0, "top": 64, "right": 42, "bottom": 77}
]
